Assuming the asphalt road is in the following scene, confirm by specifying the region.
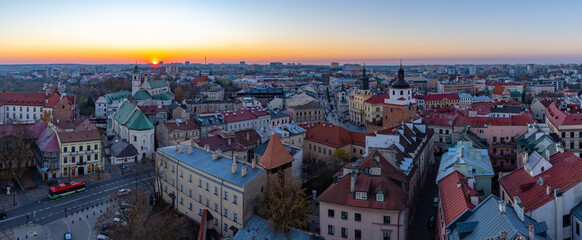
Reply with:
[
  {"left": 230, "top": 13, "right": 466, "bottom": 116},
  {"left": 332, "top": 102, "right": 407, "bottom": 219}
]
[{"left": 0, "top": 169, "right": 153, "bottom": 230}]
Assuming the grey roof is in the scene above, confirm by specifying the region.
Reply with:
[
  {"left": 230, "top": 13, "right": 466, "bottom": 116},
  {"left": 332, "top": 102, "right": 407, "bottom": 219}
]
[
  {"left": 448, "top": 195, "right": 550, "bottom": 240},
  {"left": 110, "top": 140, "right": 138, "bottom": 158},
  {"left": 437, "top": 141, "right": 494, "bottom": 183},
  {"left": 195, "top": 114, "right": 226, "bottom": 126},
  {"left": 158, "top": 146, "right": 264, "bottom": 187},
  {"left": 253, "top": 140, "right": 269, "bottom": 156},
  {"left": 233, "top": 215, "right": 322, "bottom": 240},
  {"left": 490, "top": 105, "right": 524, "bottom": 114},
  {"left": 571, "top": 201, "right": 582, "bottom": 221},
  {"left": 268, "top": 109, "right": 289, "bottom": 119}
]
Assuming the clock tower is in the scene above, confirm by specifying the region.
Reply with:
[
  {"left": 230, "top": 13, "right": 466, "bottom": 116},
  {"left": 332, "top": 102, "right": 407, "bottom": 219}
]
[{"left": 382, "top": 62, "right": 417, "bottom": 129}]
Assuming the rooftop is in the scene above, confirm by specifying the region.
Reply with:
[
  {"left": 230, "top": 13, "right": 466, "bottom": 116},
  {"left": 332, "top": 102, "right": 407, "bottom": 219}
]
[{"left": 158, "top": 145, "right": 264, "bottom": 187}]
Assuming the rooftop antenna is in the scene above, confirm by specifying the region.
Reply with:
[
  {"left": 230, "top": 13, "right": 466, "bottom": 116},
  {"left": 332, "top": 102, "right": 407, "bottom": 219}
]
[
  {"left": 400, "top": 59, "right": 402, "bottom": 68},
  {"left": 205, "top": 56, "right": 207, "bottom": 65}
]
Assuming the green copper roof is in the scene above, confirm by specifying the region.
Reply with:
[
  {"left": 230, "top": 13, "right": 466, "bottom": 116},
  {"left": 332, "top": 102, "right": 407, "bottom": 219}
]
[
  {"left": 112, "top": 101, "right": 154, "bottom": 131},
  {"left": 133, "top": 90, "right": 151, "bottom": 100},
  {"left": 149, "top": 80, "right": 168, "bottom": 89},
  {"left": 153, "top": 93, "right": 171, "bottom": 100},
  {"left": 125, "top": 109, "right": 154, "bottom": 130},
  {"left": 103, "top": 91, "right": 131, "bottom": 104},
  {"left": 510, "top": 91, "right": 522, "bottom": 97},
  {"left": 133, "top": 64, "right": 139, "bottom": 74}
]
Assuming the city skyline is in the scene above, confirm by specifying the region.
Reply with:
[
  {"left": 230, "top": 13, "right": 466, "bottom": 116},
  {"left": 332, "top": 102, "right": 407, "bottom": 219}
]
[{"left": 1, "top": 0, "right": 581, "bottom": 65}]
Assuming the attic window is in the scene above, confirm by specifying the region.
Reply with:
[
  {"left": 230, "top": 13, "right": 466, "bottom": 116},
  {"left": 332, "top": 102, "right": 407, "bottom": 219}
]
[
  {"left": 376, "top": 192, "right": 385, "bottom": 202},
  {"left": 355, "top": 191, "right": 367, "bottom": 200}
]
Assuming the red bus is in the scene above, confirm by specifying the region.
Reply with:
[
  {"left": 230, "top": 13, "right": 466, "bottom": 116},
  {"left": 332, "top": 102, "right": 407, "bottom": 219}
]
[{"left": 49, "top": 181, "right": 86, "bottom": 199}]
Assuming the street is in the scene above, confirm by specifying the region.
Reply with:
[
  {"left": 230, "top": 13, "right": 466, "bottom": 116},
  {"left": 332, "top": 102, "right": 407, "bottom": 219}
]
[
  {"left": 318, "top": 85, "right": 366, "bottom": 132},
  {"left": 408, "top": 155, "right": 440, "bottom": 240},
  {"left": 0, "top": 169, "right": 153, "bottom": 234}
]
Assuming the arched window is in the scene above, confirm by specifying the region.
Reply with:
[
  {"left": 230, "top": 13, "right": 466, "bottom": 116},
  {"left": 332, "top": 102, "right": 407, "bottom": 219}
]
[
  {"left": 400, "top": 90, "right": 403, "bottom": 95},
  {"left": 392, "top": 90, "right": 395, "bottom": 95}
]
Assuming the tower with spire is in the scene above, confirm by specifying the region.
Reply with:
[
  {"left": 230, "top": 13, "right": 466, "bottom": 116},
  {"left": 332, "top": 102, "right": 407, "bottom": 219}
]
[
  {"left": 349, "top": 64, "right": 375, "bottom": 125},
  {"left": 382, "top": 60, "right": 417, "bottom": 129},
  {"left": 131, "top": 64, "right": 142, "bottom": 95}
]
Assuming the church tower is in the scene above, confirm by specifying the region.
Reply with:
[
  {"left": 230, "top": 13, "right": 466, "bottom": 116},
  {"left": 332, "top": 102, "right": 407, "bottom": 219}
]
[
  {"left": 349, "top": 65, "right": 375, "bottom": 124},
  {"left": 131, "top": 64, "right": 142, "bottom": 95},
  {"left": 382, "top": 61, "right": 417, "bottom": 129}
]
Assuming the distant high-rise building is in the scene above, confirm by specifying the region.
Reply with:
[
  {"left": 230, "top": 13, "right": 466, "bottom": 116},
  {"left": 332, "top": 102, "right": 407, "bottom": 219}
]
[
  {"left": 240, "top": 61, "right": 246, "bottom": 65},
  {"left": 185, "top": 61, "right": 190, "bottom": 65},
  {"left": 330, "top": 62, "right": 339, "bottom": 70}
]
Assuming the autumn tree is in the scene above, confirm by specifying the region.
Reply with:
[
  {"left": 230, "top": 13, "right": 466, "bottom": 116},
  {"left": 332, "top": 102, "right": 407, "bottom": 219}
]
[
  {"left": 173, "top": 87, "right": 185, "bottom": 103},
  {"left": 331, "top": 149, "right": 350, "bottom": 164},
  {"left": 40, "top": 110, "right": 52, "bottom": 122},
  {"left": 259, "top": 175, "right": 314, "bottom": 232},
  {"left": 0, "top": 127, "right": 34, "bottom": 183}
]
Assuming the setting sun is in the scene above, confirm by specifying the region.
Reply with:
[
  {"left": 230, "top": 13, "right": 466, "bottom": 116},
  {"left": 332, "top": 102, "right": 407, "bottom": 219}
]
[{"left": 152, "top": 60, "right": 159, "bottom": 65}]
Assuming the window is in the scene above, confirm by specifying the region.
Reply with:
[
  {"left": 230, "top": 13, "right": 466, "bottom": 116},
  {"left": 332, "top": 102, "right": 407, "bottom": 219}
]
[
  {"left": 233, "top": 195, "right": 238, "bottom": 204},
  {"left": 214, "top": 219, "right": 218, "bottom": 226},
  {"left": 383, "top": 232, "right": 391, "bottom": 240},
  {"left": 328, "top": 225, "right": 335, "bottom": 235},
  {"left": 328, "top": 209, "right": 335, "bottom": 218},
  {"left": 493, "top": 137, "right": 497, "bottom": 143},
  {"left": 355, "top": 191, "right": 367, "bottom": 200},
  {"left": 189, "top": 202, "right": 192, "bottom": 210},
  {"left": 180, "top": 170, "right": 183, "bottom": 177},
  {"left": 234, "top": 213, "right": 238, "bottom": 222},
  {"left": 63, "top": 157, "right": 68, "bottom": 164},
  {"left": 383, "top": 216, "right": 391, "bottom": 224},
  {"left": 564, "top": 214, "right": 571, "bottom": 227},
  {"left": 355, "top": 213, "right": 361, "bottom": 222},
  {"left": 577, "top": 222, "right": 580, "bottom": 236},
  {"left": 376, "top": 192, "right": 385, "bottom": 202},
  {"left": 80, "top": 146, "right": 83, "bottom": 151},
  {"left": 224, "top": 191, "right": 228, "bottom": 200},
  {"left": 355, "top": 229, "right": 362, "bottom": 240},
  {"left": 180, "top": 184, "right": 183, "bottom": 192},
  {"left": 64, "top": 147, "right": 68, "bottom": 152},
  {"left": 198, "top": 179, "right": 202, "bottom": 187},
  {"left": 198, "top": 195, "right": 202, "bottom": 202},
  {"left": 189, "top": 189, "right": 192, "bottom": 197},
  {"left": 214, "top": 203, "right": 218, "bottom": 212},
  {"left": 72, "top": 146, "right": 75, "bottom": 152},
  {"left": 341, "top": 227, "right": 347, "bottom": 238},
  {"left": 224, "top": 208, "right": 228, "bottom": 216},
  {"left": 206, "top": 183, "right": 209, "bottom": 191},
  {"left": 199, "top": 208, "right": 203, "bottom": 216},
  {"left": 214, "top": 186, "right": 218, "bottom": 195},
  {"left": 189, "top": 175, "right": 192, "bottom": 182},
  {"left": 179, "top": 197, "right": 183, "bottom": 205},
  {"left": 341, "top": 211, "right": 348, "bottom": 220},
  {"left": 224, "top": 223, "right": 228, "bottom": 232}
]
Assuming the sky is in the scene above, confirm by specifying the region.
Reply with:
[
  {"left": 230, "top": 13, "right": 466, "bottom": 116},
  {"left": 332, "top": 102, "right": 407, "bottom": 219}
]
[{"left": 1, "top": 0, "right": 581, "bottom": 65}]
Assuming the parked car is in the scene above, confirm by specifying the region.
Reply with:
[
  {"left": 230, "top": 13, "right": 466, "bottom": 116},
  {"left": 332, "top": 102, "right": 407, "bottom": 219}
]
[
  {"left": 120, "top": 201, "right": 131, "bottom": 209},
  {"left": 96, "top": 234, "right": 111, "bottom": 240},
  {"left": 64, "top": 232, "right": 72, "bottom": 240},
  {"left": 0, "top": 210, "right": 7, "bottom": 219},
  {"left": 112, "top": 217, "right": 128, "bottom": 226},
  {"left": 117, "top": 189, "right": 131, "bottom": 197},
  {"left": 428, "top": 215, "right": 435, "bottom": 229},
  {"left": 433, "top": 197, "right": 439, "bottom": 208}
]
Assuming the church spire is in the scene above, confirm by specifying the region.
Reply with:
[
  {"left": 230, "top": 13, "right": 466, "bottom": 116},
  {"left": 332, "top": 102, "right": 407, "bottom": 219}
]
[{"left": 358, "top": 64, "right": 369, "bottom": 90}]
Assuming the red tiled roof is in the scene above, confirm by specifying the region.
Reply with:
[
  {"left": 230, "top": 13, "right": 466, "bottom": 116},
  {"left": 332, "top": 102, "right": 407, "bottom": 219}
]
[
  {"left": 138, "top": 105, "right": 168, "bottom": 114},
  {"left": 259, "top": 132, "right": 294, "bottom": 170},
  {"left": 193, "top": 76, "right": 209, "bottom": 85},
  {"left": 546, "top": 102, "right": 582, "bottom": 127},
  {"left": 424, "top": 93, "right": 460, "bottom": 101},
  {"left": 487, "top": 81, "right": 522, "bottom": 86},
  {"left": 318, "top": 152, "right": 408, "bottom": 210},
  {"left": 499, "top": 151, "right": 582, "bottom": 211},
  {"left": 468, "top": 114, "right": 534, "bottom": 126},
  {"left": 221, "top": 108, "right": 269, "bottom": 123},
  {"left": 492, "top": 86, "right": 505, "bottom": 95},
  {"left": 163, "top": 121, "right": 200, "bottom": 133},
  {"left": 305, "top": 124, "right": 356, "bottom": 148},
  {"left": 0, "top": 92, "right": 74, "bottom": 108},
  {"left": 438, "top": 171, "right": 478, "bottom": 227},
  {"left": 234, "top": 129, "right": 261, "bottom": 147},
  {"left": 195, "top": 135, "right": 246, "bottom": 152},
  {"left": 53, "top": 119, "right": 101, "bottom": 143},
  {"left": 350, "top": 131, "right": 367, "bottom": 147},
  {"left": 363, "top": 94, "right": 389, "bottom": 104}
]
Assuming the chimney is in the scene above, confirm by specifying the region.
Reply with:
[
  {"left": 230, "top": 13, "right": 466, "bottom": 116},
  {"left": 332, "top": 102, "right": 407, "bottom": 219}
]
[
  {"left": 205, "top": 144, "right": 210, "bottom": 152},
  {"left": 231, "top": 163, "right": 237, "bottom": 173},
  {"left": 456, "top": 183, "right": 461, "bottom": 188},
  {"left": 498, "top": 199, "right": 506, "bottom": 213},
  {"left": 233, "top": 154, "right": 238, "bottom": 163},
  {"left": 468, "top": 178, "right": 475, "bottom": 190},
  {"left": 188, "top": 147, "right": 193, "bottom": 154},
  {"left": 241, "top": 166, "right": 247, "bottom": 176},
  {"left": 228, "top": 138, "right": 232, "bottom": 146},
  {"left": 545, "top": 148, "right": 550, "bottom": 160},
  {"left": 555, "top": 188, "right": 564, "bottom": 240},
  {"left": 470, "top": 195, "right": 479, "bottom": 207},
  {"left": 350, "top": 172, "right": 357, "bottom": 193},
  {"left": 461, "top": 147, "right": 464, "bottom": 158},
  {"left": 513, "top": 196, "right": 525, "bottom": 222},
  {"left": 178, "top": 145, "right": 183, "bottom": 153},
  {"left": 251, "top": 159, "right": 256, "bottom": 168},
  {"left": 246, "top": 132, "right": 250, "bottom": 141},
  {"left": 546, "top": 185, "right": 552, "bottom": 195},
  {"left": 539, "top": 176, "right": 544, "bottom": 186},
  {"left": 212, "top": 152, "right": 218, "bottom": 160},
  {"left": 528, "top": 224, "right": 535, "bottom": 240},
  {"left": 174, "top": 143, "right": 179, "bottom": 151}
]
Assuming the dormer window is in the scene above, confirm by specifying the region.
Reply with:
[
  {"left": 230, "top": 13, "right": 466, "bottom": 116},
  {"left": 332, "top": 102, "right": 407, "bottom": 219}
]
[
  {"left": 355, "top": 191, "right": 367, "bottom": 200},
  {"left": 376, "top": 192, "right": 385, "bottom": 202}
]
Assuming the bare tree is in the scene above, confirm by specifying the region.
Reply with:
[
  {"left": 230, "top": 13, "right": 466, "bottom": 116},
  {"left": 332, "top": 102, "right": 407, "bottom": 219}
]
[{"left": 0, "top": 126, "right": 34, "bottom": 185}]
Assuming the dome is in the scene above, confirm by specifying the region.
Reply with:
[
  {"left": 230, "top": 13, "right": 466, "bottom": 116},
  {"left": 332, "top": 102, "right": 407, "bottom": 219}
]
[{"left": 391, "top": 65, "right": 410, "bottom": 89}]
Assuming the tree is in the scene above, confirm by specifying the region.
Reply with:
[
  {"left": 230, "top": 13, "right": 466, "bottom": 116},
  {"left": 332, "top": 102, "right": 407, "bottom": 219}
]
[
  {"left": 173, "top": 87, "right": 185, "bottom": 103},
  {"left": 259, "top": 175, "right": 314, "bottom": 233},
  {"left": 40, "top": 110, "right": 52, "bottom": 122},
  {"left": 331, "top": 149, "right": 350, "bottom": 164},
  {"left": 0, "top": 127, "right": 33, "bottom": 184}
]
